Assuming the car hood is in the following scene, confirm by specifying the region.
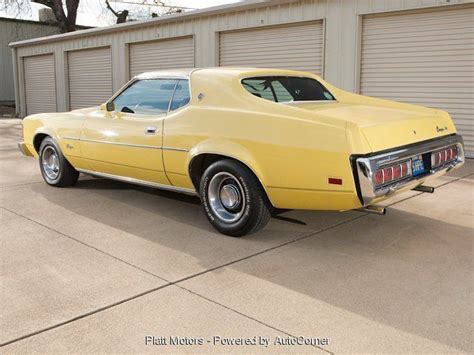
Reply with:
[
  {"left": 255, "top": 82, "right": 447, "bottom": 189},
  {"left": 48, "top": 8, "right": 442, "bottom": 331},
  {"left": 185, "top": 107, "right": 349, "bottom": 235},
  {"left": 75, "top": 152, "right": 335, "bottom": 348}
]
[{"left": 286, "top": 102, "right": 457, "bottom": 152}]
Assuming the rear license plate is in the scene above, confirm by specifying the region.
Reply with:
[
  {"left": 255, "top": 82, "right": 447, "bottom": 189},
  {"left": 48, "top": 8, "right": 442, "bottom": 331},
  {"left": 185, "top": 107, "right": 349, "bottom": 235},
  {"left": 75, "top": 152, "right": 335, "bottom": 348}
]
[{"left": 412, "top": 155, "right": 425, "bottom": 176}]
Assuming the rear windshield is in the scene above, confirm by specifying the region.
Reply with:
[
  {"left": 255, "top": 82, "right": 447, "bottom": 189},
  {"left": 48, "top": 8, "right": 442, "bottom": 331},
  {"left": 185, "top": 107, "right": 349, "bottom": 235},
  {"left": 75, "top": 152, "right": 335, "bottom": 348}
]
[{"left": 241, "top": 76, "right": 335, "bottom": 103}]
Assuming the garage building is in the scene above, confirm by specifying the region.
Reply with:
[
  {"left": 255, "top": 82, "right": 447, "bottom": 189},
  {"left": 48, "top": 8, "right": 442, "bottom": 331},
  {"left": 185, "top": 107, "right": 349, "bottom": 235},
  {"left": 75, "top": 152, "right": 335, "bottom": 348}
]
[{"left": 9, "top": 0, "right": 474, "bottom": 157}]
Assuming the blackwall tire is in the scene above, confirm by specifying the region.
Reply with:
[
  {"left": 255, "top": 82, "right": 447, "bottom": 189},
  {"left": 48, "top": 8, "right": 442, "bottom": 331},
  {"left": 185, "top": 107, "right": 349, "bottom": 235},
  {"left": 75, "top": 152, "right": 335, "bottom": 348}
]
[
  {"left": 200, "top": 159, "right": 271, "bottom": 237},
  {"left": 39, "top": 137, "right": 79, "bottom": 187}
]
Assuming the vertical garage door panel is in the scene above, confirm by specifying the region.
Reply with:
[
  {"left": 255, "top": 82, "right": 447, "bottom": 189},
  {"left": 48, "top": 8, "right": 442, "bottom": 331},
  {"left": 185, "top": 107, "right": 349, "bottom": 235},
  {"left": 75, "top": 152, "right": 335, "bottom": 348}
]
[
  {"left": 219, "top": 22, "right": 324, "bottom": 75},
  {"left": 68, "top": 47, "right": 112, "bottom": 110},
  {"left": 360, "top": 6, "right": 474, "bottom": 157},
  {"left": 24, "top": 54, "right": 56, "bottom": 115},
  {"left": 129, "top": 37, "right": 194, "bottom": 78}
]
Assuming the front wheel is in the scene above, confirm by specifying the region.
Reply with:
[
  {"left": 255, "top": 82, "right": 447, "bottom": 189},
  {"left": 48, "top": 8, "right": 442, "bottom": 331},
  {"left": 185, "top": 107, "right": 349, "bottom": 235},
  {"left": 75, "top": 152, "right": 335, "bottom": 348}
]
[
  {"left": 200, "top": 159, "right": 271, "bottom": 237},
  {"left": 39, "top": 137, "right": 79, "bottom": 187}
]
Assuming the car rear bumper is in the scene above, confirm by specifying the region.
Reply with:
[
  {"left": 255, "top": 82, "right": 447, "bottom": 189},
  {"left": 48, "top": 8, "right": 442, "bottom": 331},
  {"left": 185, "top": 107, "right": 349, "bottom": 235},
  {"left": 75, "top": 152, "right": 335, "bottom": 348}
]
[
  {"left": 18, "top": 141, "right": 34, "bottom": 157},
  {"left": 352, "top": 134, "right": 465, "bottom": 206}
]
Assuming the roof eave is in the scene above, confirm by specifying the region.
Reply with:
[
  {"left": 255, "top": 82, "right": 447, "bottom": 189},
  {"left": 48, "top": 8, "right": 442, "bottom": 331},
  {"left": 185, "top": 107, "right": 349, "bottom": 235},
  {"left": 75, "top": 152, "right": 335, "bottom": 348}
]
[{"left": 9, "top": 0, "right": 299, "bottom": 48}]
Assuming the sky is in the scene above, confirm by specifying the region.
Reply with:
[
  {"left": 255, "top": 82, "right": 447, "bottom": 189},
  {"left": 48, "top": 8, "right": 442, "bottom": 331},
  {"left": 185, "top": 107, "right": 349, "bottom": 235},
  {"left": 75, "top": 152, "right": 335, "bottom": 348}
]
[{"left": 0, "top": 0, "right": 241, "bottom": 27}]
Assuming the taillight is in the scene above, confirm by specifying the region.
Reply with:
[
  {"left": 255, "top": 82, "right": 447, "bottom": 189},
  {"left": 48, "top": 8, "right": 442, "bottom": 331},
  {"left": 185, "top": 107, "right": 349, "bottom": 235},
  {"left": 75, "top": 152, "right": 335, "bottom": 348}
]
[
  {"left": 431, "top": 145, "right": 457, "bottom": 168},
  {"left": 373, "top": 160, "right": 411, "bottom": 187}
]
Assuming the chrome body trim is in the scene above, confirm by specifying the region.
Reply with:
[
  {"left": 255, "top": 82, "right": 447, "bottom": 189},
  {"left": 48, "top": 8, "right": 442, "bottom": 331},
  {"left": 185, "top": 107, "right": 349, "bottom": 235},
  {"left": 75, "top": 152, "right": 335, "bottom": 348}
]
[
  {"left": 76, "top": 168, "right": 197, "bottom": 196},
  {"left": 79, "top": 138, "right": 161, "bottom": 149},
  {"left": 162, "top": 146, "right": 189, "bottom": 152},
  {"left": 63, "top": 136, "right": 188, "bottom": 152},
  {"left": 354, "top": 134, "right": 465, "bottom": 206}
]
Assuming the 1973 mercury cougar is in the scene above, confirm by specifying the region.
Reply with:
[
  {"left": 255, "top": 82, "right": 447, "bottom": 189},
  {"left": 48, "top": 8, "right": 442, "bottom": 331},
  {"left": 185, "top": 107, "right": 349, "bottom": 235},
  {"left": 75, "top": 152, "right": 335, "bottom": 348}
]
[{"left": 18, "top": 68, "right": 465, "bottom": 236}]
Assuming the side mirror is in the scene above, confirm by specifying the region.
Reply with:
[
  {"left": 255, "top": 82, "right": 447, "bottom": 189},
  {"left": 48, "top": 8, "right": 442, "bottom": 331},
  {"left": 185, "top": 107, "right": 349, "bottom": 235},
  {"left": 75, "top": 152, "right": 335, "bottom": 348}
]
[{"left": 106, "top": 102, "right": 115, "bottom": 112}]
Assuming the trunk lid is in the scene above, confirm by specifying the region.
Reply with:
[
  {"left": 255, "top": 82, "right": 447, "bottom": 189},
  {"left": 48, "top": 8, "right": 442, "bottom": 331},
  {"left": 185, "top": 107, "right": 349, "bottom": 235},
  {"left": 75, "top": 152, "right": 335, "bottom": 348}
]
[{"left": 286, "top": 102, "right": 456, "bottom": 152}]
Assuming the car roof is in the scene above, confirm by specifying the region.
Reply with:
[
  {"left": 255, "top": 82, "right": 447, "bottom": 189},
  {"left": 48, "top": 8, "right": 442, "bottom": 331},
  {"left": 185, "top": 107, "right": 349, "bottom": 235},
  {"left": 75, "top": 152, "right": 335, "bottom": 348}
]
[{"left": 134, "top": 67, "right": 314, "bottom": 80}]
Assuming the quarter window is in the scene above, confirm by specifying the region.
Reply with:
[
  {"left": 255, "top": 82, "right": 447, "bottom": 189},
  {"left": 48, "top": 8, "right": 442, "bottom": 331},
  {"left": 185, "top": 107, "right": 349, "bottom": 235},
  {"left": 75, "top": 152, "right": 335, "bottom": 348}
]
[
  {"left": 170, "top": 80, "right": 190, "bottom": 111},
  {"left": 113, "top": 79, "right": 177, "bottom": 115}
]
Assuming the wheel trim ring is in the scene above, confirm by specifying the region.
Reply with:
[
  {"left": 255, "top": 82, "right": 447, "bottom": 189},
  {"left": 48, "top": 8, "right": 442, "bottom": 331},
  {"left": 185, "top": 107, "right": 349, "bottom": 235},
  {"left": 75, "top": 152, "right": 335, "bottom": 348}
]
[
  {"left": 42, "top": 146, "right": 60, "bottom": 180},
  {"left": 208, "top": 172, "right": 246, "bottom": 223}
]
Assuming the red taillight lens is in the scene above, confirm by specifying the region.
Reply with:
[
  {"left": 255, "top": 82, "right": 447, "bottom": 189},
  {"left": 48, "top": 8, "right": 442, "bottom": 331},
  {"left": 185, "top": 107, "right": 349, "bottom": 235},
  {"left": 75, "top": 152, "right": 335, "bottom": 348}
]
[
  {"left": 374, "top": 170, "right": 384, "bottom": 186},
  {"left": 393, "top": 165, "right": 402, "bottom": 179},
  {"left": 431, "top": 145, "right": 457, "bottom": 168},
  {"left": 373, "top": 160, "right": 411, "bottom": 187}
]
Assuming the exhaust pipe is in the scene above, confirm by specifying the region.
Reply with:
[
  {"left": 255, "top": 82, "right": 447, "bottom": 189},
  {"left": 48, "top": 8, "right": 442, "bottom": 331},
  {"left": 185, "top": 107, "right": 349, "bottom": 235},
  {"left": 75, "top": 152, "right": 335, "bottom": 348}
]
[
  {"left": 357, "top": 205, "right": 386, "bottom": 215},
  {"left": 412, "top": 185, "right": 435, "bottom": 193}
]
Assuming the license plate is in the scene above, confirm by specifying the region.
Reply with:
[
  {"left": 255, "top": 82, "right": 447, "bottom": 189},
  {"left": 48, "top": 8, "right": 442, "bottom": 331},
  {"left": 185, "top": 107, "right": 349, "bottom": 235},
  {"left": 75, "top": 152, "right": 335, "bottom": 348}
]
[{"left": 412, "top": 155, "right": 425, "bottom": 176}]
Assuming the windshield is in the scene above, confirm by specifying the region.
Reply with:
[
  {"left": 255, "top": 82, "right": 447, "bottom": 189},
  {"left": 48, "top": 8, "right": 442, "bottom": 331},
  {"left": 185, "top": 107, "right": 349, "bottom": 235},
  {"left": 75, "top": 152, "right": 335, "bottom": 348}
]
[{"left": 241, "top": 76, "right": 335, "bottom": 103}]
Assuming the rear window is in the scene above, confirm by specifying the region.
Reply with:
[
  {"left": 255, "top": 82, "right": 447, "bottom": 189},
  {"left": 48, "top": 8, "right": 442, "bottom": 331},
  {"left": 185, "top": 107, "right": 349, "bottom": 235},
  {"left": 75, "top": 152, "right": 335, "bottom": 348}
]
[{"left": 241, "top": 76, "right": 335, "bottom": 103}]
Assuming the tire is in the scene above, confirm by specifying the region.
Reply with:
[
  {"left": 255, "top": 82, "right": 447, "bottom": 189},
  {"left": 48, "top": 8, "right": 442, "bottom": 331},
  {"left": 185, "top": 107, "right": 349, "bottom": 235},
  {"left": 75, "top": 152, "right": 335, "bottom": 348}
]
[
  {"left": 39, "top": 137, "right": 79, "bottom": 187},
  {"left": 200, "top": 159, "right": 271, "bottom": 237}
]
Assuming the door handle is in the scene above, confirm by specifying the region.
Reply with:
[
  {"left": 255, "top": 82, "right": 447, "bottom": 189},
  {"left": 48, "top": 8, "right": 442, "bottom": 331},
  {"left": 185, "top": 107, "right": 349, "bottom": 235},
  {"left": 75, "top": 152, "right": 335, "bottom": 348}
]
[{"left": 145, "top": 126, "right": 159, "bottom": 135}]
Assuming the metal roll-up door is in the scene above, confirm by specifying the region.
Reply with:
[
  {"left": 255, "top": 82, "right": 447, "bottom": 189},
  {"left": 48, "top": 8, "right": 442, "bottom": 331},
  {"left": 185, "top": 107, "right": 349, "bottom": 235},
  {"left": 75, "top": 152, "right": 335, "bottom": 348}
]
[
  {"left": 219, "top": 22, "right": 324, "bottom": 75},
  {"left": 68, "top": 47, "right": 112, "bottom": 110},
  {"left": 360, "top": 5, "right": 474, "bottom": 157},
  {"left": 129, "top": 37, "right": 194, "bottom": 78},
  {"left": 23, "top": 54, "right": 56, "bottom": 115}
]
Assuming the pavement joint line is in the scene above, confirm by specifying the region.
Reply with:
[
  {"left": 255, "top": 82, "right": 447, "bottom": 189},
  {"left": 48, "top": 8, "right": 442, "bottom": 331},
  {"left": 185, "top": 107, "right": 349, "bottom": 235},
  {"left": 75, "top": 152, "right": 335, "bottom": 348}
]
[
  {"left": 0, "top": 283, "right": 171, "bottom": 348},
  {"left": 386, "top": 172, "right": 473, "bottom": 208},
  {"left": 0, "top": 206, "right": 169, "bottom": 283},
  {"left": 175, "top": 284, "right": 334, "bottom": 354},
  {"left": 0, "top": 181, "right": 44, "bottom": 189},
  {"left": 1, "top": 170, "right": 470, "bottom": 349},
  {"left": 171, "top": 213, "right": 368, "bottom": 286},
  {"left": 0, "top": 207, "right": 365, "bottom": 350}
]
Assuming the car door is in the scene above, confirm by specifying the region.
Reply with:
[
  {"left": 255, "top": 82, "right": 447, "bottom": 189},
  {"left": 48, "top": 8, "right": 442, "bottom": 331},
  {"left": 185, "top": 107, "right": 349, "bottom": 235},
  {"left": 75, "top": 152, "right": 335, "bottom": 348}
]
[
  {"left": 161, "top": 79, "right": 196, "bottom": 190},
  {"left": 80, "top": 78, "right": 177, "bottom": 185}
]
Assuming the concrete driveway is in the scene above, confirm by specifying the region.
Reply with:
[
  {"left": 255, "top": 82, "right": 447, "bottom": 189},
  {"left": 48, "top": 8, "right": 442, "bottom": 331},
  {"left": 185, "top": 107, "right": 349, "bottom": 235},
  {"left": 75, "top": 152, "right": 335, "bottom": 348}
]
[{"left": 1, "top": 118, "right": 472, "bottom": 354}]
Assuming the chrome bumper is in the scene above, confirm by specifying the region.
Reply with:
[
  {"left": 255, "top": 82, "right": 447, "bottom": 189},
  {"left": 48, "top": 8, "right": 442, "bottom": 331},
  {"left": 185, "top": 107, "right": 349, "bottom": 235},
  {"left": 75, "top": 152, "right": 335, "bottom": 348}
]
[
  {"left": 352, "top": 134, "right": 465, "bottom": 206},
  {"left": 18, "top": 141, "right": 34, "bottom": 157}
]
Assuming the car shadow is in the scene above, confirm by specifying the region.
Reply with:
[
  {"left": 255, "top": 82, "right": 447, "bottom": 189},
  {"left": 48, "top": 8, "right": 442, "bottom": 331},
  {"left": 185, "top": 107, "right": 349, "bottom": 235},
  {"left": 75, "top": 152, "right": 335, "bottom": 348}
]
[{"left": 32, "top": 174, "right": 473, "bottom": 352}]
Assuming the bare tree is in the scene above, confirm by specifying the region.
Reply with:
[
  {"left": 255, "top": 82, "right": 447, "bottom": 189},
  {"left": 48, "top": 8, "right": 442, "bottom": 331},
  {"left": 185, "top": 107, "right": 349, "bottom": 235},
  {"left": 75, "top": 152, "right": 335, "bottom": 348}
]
[
  {"left": 1, "top": 0, "right": 80, "bottom": 32},
  {"left": 105, "top": 0, "right": 128, "bottom": 24},
  {"left": 32, "top": 0, "right": 80, "bottom": 32},
  {"left": 104, "top": 0, "right": 189, "bottom": 24}
]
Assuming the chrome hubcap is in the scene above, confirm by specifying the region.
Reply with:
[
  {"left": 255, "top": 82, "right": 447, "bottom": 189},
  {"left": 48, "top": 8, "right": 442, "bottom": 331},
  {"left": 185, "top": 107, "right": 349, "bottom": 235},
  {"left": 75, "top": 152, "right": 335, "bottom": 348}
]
[
  {"left": 208, "top": 172, "right": 245, "bottom": 223},
  {"left": 42, "top": 146, "right": 60, "bottom": 180},
  {"left": 220, "top": 184, "right": 240, "bottom": 209}
]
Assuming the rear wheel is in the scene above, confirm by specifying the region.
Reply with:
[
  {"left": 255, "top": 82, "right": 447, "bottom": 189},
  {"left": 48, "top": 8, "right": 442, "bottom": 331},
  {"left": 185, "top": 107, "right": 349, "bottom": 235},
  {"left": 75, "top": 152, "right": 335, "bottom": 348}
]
[
  {"left": 200, "top": 159, "right": 271, "bottom": 237},
  {"left": 39, "top": 137, "right": 79, "bottom": 187}
]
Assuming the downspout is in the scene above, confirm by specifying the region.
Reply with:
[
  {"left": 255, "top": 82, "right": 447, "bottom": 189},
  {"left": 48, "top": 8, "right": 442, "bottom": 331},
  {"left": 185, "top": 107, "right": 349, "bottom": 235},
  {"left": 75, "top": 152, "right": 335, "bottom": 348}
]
[{"left": 11, "top": 46, "right": 20, "bottom": 118}]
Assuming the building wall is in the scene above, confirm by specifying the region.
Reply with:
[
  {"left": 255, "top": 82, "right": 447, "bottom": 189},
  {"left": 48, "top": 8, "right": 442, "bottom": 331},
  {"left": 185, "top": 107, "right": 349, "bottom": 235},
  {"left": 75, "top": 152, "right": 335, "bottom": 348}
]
[
  {"left": 11, "top": 0, "right": 471, "bottom": 115},
  {"left": 0, "top": 18, "right": 60, "bottom": 104}
]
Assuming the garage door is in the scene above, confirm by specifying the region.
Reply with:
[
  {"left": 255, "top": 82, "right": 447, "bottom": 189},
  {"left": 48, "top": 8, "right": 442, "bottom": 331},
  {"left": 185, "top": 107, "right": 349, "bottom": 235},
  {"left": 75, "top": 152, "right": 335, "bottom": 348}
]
[
  {"left": 360, "top": 5, "right": 474, "bottom": 157},
  {"left": 219, "top": 22, "right": 324, "bottom": 75},
  {"left": 23, "top": 54, "right": 56, "bottom": 115},
  {"left": 129, "top": 37, "right": 194, "bottom": 78},
  {"left": 68, "top": 47, "right": 112, "bottom": 110}
]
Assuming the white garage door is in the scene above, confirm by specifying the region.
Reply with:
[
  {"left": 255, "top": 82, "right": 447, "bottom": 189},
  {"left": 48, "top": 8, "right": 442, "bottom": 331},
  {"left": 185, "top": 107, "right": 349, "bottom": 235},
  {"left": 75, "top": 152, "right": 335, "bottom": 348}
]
[
  {"left": 219, "top": 22, "right": 324, "bottom": 75},
  {"left": 68, "top": 47, "right": 112, "bottom": 110},
  {"left": 23, "top": 54, "right": 56, "bottom": 115},
  {"left": 360, "top": 5, "right": 474, "bottom": 157},
  {"left": 129, "top": 37, "right": 194, "bottom": 78}
]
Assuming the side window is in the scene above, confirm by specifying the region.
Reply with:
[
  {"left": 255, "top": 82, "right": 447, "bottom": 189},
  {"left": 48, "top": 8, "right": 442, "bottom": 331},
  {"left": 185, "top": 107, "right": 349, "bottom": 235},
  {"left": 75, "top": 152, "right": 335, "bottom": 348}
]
[
  {"left": 241, "top": 79, "right": 276, "bottom": 102},
  {"left": 113, "top": 79, "right": 177, "bottom": 115},
  {"left": 170, "top": 80, "right": 190, "bottom": 111}
]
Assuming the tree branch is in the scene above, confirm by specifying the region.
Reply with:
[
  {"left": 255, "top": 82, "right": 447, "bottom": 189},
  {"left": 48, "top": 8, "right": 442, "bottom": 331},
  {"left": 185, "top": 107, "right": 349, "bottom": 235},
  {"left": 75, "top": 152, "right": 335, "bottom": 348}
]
[{"left": 105, "top": 0, "right": 118, "bottom": 17}]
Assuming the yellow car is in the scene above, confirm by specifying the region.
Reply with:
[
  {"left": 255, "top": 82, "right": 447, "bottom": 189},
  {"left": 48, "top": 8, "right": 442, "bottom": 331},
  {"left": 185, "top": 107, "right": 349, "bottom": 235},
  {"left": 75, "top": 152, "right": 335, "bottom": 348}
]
[{"left": 18, "top": 68, "right": 465, "bottom": 236}]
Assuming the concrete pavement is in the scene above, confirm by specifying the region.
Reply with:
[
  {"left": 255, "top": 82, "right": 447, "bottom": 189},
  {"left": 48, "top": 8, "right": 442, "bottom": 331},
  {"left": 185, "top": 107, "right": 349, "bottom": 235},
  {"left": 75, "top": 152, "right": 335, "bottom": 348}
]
[{"left": 1, "top": 119, "right": 472, "bottom": 353}]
